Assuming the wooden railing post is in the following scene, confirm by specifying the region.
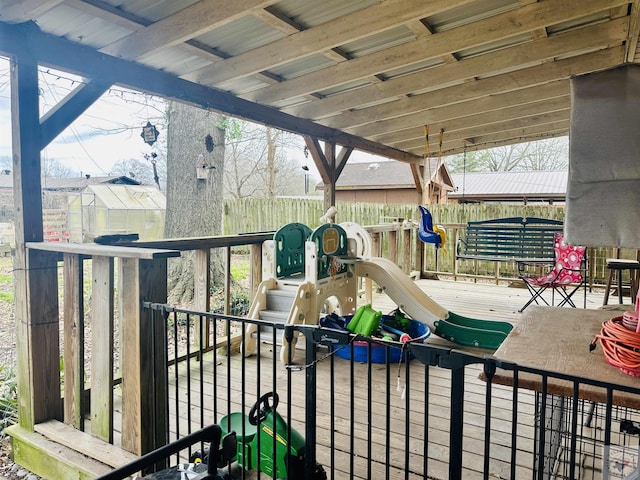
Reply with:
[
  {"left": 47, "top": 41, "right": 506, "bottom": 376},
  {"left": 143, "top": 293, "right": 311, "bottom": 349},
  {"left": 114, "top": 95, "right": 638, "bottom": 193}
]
[
  {"left": 402, "top": 227, "right": 411, "bottom": 275},
  {"left": 388, "top": 229, "right": 398, "bottom": 265},
  {"left": 120, "top": 257, "right": 169, "bottom": 456},
  {"left": 63, "top": 253, "right": 85, "bottom": 430},
  {"left": 91, "top": 255, "right": 114, "bottom": 442},
  {"left": 250, "top": 243, "right": 263, "bottom": 298},
  {"left": 371, "top": 232, "right": 381, "bottom": 258}
]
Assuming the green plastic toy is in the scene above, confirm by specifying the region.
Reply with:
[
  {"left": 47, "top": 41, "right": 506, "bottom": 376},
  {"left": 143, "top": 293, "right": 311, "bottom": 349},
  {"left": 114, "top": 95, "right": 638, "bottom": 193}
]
[
  {"left": 219, "top": 392, "right": 326, "bottom": 480},
  {"left": 346, "top": 304, "right": 382, "bottom": 336}
]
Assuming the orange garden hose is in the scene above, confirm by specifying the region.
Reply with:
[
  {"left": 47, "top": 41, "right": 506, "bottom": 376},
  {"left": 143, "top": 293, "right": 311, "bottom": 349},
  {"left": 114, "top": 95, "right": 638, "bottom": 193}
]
[{"left": 592, "top": 314, "right": 640, "bottom": 377}]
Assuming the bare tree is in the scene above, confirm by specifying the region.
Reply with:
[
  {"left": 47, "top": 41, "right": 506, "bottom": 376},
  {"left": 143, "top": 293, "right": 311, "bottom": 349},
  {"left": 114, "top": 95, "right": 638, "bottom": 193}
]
[
  {"left": 224, "top": 120, "right": 306, "bottom": 198},
  {"left": 110, "top": 157, "right": 158, "bottom": 185},
  {"left": 164, "top": 101, "right": 226, "bottom": 303},
  {"left": 446, "top": 137, "right": 568, "bottom": 173},
  {"left": 42, "top": 157, "right": 76, "bottom": 178}
]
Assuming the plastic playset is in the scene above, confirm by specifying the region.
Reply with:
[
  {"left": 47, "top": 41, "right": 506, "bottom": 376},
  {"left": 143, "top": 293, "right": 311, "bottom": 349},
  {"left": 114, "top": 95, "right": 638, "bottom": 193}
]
[{"left": 243, "top": 207, "right": 513, "bottom": 364}]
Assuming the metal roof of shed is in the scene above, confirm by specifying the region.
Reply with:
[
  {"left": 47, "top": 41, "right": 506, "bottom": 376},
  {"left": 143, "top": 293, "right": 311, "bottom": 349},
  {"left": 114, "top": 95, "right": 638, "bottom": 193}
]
[{"left": 450, "top": 170, "right": 568, "bottom": 201}]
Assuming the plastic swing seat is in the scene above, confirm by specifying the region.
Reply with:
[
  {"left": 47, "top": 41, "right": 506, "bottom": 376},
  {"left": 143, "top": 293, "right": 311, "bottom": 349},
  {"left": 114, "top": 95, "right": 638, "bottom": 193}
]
[
  {"left": 417, "top": 205, "right": 442, "bottom": 247},
  {"left": 518, "top": 233, "right": 587, "bottom": 313}
]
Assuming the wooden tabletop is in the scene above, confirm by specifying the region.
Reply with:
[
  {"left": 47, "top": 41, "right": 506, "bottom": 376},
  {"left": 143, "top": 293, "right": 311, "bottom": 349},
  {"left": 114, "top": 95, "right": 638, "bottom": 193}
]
[{"left": 492, "top": 306, "right": 640, "bottom": 409}]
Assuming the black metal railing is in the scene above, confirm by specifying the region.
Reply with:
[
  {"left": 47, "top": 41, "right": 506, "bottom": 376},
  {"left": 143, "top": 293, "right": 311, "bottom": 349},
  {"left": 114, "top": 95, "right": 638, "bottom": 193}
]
[{"left": 118, "top": 304, "right": 640, "bottom": 480}]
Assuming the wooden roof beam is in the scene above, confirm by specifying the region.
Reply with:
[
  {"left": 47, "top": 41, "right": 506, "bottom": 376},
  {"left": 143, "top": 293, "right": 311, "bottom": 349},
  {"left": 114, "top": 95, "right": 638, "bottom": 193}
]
[
  {"left": 329, "top": 46, "right": 623, "bottom": 131},
  {"left": 350, "top": 81, "right": 568, "bottom": 140},
  {"left": 244, "top": 0, "right": 626, "bottom": 105},
  {"left": 0, "top": 0, "right": 62, "bottom": 22},
  {"left": 418, "top": 127, "right": 570, "bottom": 157},
  {"left": 40, "top": 79, "right": 112, "bottom": 149},
  {"left": 371, "top": 96, "right": 570, "bottom": 146},
  {"left": 401, "top": 115, "right": 570, "bottom": 154}
]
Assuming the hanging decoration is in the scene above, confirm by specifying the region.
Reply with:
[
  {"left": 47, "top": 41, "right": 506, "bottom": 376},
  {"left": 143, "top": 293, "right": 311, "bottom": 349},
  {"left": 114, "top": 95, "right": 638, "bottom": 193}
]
[
  {"left": 205, "top": 134, "right": 215, "bottom": 153},
  {"left": 140, "top": 121, "right": 159, "bottom": 146}
]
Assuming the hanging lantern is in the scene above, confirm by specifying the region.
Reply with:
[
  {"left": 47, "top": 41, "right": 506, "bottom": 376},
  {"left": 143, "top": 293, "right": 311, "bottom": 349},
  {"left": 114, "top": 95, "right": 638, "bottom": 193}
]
[{"left": 140, "top": 121, "right": 159, "bottom": 146}]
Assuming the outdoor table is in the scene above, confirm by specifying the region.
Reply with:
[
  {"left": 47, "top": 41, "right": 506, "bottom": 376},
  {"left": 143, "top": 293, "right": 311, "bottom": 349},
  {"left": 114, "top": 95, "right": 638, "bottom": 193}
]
[
  {"left": 492, "top": 306, "right": 640, "bottom": 409},
  {"left": 490, "top": 306, "right": 640, "bottom": 479}
]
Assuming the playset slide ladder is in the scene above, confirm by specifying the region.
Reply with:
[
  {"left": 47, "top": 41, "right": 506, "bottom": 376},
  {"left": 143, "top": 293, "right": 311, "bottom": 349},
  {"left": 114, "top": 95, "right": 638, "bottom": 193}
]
[{"left": 250, "top": 281, "right": 299, "bottom": 345}]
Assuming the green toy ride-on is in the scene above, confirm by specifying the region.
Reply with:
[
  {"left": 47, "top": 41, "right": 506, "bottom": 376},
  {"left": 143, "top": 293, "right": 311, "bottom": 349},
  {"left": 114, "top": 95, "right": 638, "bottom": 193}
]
[{"left": 219, "top": 392, "right": 326, "bottom": 480}]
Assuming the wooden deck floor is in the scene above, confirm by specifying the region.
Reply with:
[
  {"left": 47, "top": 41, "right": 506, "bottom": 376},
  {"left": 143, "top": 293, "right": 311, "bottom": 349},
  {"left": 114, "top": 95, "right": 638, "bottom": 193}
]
[{"left": 112, "top": 279, "right": 613, "bottom": 479}]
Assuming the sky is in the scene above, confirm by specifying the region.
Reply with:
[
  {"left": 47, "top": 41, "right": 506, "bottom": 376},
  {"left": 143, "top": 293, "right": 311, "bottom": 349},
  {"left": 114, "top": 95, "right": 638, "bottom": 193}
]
[
  {"left": 0, "top": 56, "right": 384, "bottom": 179},
  {"left": 0, "top": 56, "right": 168, "bottom": 176}
]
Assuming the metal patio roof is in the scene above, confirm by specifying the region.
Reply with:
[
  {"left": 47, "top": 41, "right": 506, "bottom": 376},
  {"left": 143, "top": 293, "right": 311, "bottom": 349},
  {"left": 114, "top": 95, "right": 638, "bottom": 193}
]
[{"left": 0, "top": 0, "right": 638, "bottom": 163}]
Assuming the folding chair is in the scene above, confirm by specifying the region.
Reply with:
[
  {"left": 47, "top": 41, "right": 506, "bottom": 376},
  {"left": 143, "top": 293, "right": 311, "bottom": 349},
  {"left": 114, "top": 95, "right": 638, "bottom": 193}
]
[{"left": 518, "top": 233, "right": 587, "bottom": 313}]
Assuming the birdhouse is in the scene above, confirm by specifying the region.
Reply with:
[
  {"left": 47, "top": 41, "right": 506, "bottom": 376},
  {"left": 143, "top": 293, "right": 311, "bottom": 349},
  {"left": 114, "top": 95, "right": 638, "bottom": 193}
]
[{"left": 196, "top": 153, "right": 208, "bottom": 180}]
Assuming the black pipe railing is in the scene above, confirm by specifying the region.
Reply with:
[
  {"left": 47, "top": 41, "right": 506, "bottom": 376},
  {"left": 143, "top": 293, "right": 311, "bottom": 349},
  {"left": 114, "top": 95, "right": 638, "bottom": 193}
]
[{"left": 105, "top": 304, "right": 640, "bottom": 480}]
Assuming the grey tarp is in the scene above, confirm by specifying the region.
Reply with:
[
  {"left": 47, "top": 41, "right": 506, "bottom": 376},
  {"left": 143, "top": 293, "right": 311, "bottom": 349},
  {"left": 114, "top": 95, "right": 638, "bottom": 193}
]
[{"left": 566, "top": 64, "right": 640, "bottom": 248}]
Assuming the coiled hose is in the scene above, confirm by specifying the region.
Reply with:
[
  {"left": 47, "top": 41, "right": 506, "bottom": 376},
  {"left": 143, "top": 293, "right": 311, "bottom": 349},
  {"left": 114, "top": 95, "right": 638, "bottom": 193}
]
[{"left": 592, "top": 312, "right": 640, "bottom": 377}]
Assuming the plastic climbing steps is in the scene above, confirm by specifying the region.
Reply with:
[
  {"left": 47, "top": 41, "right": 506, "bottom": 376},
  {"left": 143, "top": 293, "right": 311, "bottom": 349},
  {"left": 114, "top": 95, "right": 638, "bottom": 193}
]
[
  {"left": 252, "top": 282, "right": 299, "bottom": 345},
  {"left": 434, "top": 312, "right": 513, "bottom": 350}
]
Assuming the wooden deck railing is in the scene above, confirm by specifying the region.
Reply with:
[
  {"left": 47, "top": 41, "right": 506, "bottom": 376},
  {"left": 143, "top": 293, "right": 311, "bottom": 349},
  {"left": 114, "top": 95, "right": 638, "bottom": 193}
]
[{"left": 21, "top": 232, "right": 272, "bottom": 463}]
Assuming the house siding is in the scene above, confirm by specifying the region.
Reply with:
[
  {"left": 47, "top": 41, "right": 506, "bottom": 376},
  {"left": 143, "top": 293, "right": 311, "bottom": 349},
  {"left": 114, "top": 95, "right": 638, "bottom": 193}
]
[{"left": 336, "top": 188, "right": 421, "bottom": 204}]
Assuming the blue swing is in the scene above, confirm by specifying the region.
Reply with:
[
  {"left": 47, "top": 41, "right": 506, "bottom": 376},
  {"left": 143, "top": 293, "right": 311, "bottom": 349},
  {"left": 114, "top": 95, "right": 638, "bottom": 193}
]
[{"left": 418, "top": 205, "right": 443, "bottom": 248}]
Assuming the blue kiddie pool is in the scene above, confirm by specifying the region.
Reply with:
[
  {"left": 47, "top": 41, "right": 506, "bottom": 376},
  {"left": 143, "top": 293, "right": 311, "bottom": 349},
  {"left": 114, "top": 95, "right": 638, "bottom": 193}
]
[{"left": 322, "top": 314, "right": 431, "bottom": 363}]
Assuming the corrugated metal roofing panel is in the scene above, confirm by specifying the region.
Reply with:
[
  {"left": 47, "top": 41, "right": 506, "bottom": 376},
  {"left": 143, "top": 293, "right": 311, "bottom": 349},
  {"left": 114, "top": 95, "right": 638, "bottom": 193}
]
[
  {"left": 426, "top": 0, "right": 520, "bottom": 33},
  {"left": 142, "top": 46, "right": 213, "bottom": 75},
  {"left": 339, "top": 25, "right": 416, "bottom": 59},
  {"left": 103, "top": 0, "right": 200, "bottom": 23},
  {"left": 273, "top": 0, "right": 380, "bottom": 29},
  {"left": 449, "top": 171, "right": 568, "bottom": 197},
  {"left": 216, "top": 76, "right": 273, "bottom": 95},
  {"left": 195, "top": 15, "right": 286, "bottom": 57},
  {"left": 36, "top": 4, "right": 130, "bottom": 48},
  {"left": 381, "top": 57, "right": 446, "bottom": 81},
  {"left": 268, "top": 54, "right": 336, "bottom": 81}
]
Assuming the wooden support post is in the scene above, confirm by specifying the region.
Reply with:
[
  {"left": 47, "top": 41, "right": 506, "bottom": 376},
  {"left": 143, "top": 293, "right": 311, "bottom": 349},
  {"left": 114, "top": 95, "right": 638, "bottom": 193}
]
[
  {"left": 304, "top": 136, "right": 353, "bottom": 215},
  {"left": 91, "top": 256, "right": 114, "bottom": 443},
  {"left": 11, "top": 47, "right": 62, "bottom": 429},
  {"left": 63, "top": 253, "right": 84, "bottom": 430},
  {"left": 120, "top": 258, "right": 168, "bottom": 455}
]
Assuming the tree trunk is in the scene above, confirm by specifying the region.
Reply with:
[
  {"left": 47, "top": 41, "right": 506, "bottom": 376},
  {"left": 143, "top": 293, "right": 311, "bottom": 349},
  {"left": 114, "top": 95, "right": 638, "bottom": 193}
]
[{"left": 165, "top": 102, "right": 226, "bottom": 303}]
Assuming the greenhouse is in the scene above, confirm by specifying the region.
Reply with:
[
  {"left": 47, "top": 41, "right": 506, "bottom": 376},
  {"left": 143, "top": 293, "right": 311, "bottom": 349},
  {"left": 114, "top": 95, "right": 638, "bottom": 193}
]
[{"left": 67, "top": 184, "right": 166, "bottom": 242}]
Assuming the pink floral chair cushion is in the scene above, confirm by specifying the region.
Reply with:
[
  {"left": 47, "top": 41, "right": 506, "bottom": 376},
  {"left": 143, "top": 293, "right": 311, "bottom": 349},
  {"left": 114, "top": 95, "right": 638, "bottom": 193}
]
[
  {"left": 523, "top": 233, "right": 586, "bottom": 287},
  {"left": 519, "top": 233, "right": 587, "bottom": 312}
]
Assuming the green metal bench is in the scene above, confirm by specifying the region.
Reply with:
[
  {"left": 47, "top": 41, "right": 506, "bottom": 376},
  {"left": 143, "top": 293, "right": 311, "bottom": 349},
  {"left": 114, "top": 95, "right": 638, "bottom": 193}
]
[{"left": 456, "top": 217, "right": 563, "bottom": 263}]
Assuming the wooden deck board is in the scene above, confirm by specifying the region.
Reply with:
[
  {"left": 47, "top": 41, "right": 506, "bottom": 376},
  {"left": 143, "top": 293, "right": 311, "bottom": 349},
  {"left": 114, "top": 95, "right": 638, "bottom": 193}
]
[{"left": 104, "top": 279, "right": 609, "bottom": 479}]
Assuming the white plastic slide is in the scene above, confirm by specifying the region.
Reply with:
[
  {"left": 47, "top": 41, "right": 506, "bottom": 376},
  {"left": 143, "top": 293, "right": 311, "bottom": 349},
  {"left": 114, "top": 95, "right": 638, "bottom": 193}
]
[{"left": 354, "top": 256, "right": 448, "bottom": 331}]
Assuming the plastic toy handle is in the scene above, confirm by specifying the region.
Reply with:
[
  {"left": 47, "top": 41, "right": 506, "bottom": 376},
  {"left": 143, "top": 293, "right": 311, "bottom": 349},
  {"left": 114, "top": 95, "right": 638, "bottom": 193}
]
[{"left": 381, "top": 324, "right": 411, "bottom": 343}]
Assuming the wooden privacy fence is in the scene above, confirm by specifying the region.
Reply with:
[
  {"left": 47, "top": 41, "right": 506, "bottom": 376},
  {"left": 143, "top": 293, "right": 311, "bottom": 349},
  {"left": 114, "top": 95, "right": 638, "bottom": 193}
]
[{"left": 224, "top": 199, "right": 637, "bottom": 285}]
